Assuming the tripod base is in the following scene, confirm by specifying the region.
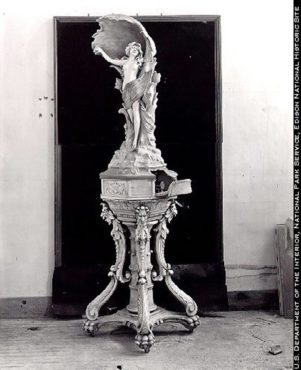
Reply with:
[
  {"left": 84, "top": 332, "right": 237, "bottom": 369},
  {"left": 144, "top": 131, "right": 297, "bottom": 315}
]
[
  {"left": 83, "top": 307, "right": 200, "bottom": 353},
  {"left": 83, "top": 200, "right": 199, "bottom": 353}
]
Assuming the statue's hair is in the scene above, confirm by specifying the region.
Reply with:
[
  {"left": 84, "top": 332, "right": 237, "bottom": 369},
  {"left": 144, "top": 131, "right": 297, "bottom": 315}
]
[{"left": 125, "top": 42, "right": 143, "bottom": 67}]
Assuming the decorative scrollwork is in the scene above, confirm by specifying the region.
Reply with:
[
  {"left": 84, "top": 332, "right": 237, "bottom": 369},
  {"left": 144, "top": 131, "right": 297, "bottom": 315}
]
[
  {"left": 85, "top": 203, "right": 131, "bottom": 321},
  {"left": 165, "top": 201, "right": 178, "bottom": 222},
  {"left": 101, "top": 203, "right": 130, "bottom": 283},
  {"left": 165, "top": 275, "right": 198, "bottom": 317},
  {"left": 135, "top": 205, "right": 150, "bottom": 244},
  {"left": 104, "top": 181, "right": 126, "bottom": 196},
  {"left": 85, "top": 274, "right": 118, "bottom": 320},
  {"left": 152, "top": 201, "right": 177, "bottom": 281},
  {"left": 108, "top": 199, "right": 169, "bottom": 213},
  {"left": 100, "top": 202, "right": 115, "bottom": 224},
  {"left": 152, "top": 217, "right": 171, "bottom": 281}
]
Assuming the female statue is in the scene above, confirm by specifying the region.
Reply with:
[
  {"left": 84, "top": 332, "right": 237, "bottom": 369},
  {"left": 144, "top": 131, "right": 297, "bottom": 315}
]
[
  {"left": 92, "top": 14, "right": 165, "bottom": 169},
  {"left": 94, "top": 42, "right": 144, "bottom": 149}
]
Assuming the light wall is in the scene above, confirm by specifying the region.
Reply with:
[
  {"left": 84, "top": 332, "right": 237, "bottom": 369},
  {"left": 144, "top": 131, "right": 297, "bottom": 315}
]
[{"left": 0, "top": 0, "right": 293, "bottom": 298}]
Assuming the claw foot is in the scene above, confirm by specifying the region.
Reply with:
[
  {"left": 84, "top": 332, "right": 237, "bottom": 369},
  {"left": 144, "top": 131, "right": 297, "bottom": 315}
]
[
  {"left": 83, "top": 319, "right": 99, "bottom": 337},
  {"left": 187, "top": 315, "right": 200, "bottom": 332},
  {"left": 135, "top": 332, "right": 155, "bottom": 353}
]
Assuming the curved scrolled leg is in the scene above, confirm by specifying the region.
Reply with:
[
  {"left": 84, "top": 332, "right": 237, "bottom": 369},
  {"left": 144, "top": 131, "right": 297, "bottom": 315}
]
[
  {"left": 85, "top": 203, "right": 130, "bottom": 321},
  {"left": 152, "top": 202, "right": 198, "bottom": 317},
  {"left": 152, "top": 201, "right": 177, "bottom": 281},
  {"left": 165, "top": 274, "right": 198, "bottom": 316},
  {"left": 85, "top": 273, "right": 118, "bottom": 321}
]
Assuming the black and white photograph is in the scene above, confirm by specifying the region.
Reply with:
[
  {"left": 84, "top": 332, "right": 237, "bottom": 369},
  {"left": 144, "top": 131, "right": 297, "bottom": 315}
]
[{"left": 0, "top": 1, "right": 297, "bottom": 369}]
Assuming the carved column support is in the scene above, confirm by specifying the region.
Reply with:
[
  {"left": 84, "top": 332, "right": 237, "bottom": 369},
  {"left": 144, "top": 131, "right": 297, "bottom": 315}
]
[
  {"left": 135, "top": 283, "right": 155, "bottom": 352},
  {"left": 135, "top": 205, "right": 151, "bottom": 285},
  {"left": 134, "top": 205, "right": 155, "bottom": 352},
  {"left": 152, "top": 201, "right": 198, "bottom": 317}
]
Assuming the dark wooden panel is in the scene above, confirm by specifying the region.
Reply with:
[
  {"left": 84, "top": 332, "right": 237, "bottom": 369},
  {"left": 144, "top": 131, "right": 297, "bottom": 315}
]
[{"left": 275, "top": 223, "right": 293, "bottom": 318}]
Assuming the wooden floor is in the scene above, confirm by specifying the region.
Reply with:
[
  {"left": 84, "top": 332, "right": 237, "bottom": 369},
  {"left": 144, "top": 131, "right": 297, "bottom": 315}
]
[{"left": 0, "top": 311, "right": 293, "bottom": 370}]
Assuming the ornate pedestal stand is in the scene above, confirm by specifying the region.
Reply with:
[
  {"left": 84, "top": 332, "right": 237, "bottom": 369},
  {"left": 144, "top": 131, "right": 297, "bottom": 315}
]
[
  {"left": 83, "top": 193, "right": 199, "bottom": 353},
  {"left": 83, "top": 14, "right": 200, "bottom": 353}
]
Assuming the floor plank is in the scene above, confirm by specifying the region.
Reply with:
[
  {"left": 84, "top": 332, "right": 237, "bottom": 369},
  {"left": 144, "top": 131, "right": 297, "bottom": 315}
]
[{"left": 0, "top": 311, "right": 293, "bottom": 370}]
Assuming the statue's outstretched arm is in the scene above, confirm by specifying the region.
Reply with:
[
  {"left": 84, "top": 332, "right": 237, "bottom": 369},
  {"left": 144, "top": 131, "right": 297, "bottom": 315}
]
[{"left": 94, "top": 47, "right": 126, "bottom": 67}]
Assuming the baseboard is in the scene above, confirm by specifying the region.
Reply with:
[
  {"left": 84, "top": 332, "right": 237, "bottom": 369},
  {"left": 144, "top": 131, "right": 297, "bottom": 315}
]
[
  {"left": 0, "top": 297, "right": 52, "bottom": 319},
  {"left": 0, "top": 290, "right": 279, "bottom": 318},
  {"left": 227, "top": 290, "right": 279, "bottom": 311}
]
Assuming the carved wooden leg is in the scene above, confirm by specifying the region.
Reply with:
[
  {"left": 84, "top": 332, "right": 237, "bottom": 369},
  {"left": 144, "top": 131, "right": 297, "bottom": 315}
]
[
  {"left": 85, "top": 273, "right": 118, "bottom": 323},
  {"left": 152, "top": 202, "right": 199, "bottom": 326},
  {"left": 134, "top": 205, "right": 155, "bottom": 352},
  {"left": 84, "top": 203, "right": 130, "bottom": 327}
]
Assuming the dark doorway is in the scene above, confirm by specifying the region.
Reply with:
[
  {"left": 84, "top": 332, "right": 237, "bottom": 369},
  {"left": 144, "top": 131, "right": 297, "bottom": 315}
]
[{"left": 53, "top": 16, "right": 227, "bottom": 316}]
